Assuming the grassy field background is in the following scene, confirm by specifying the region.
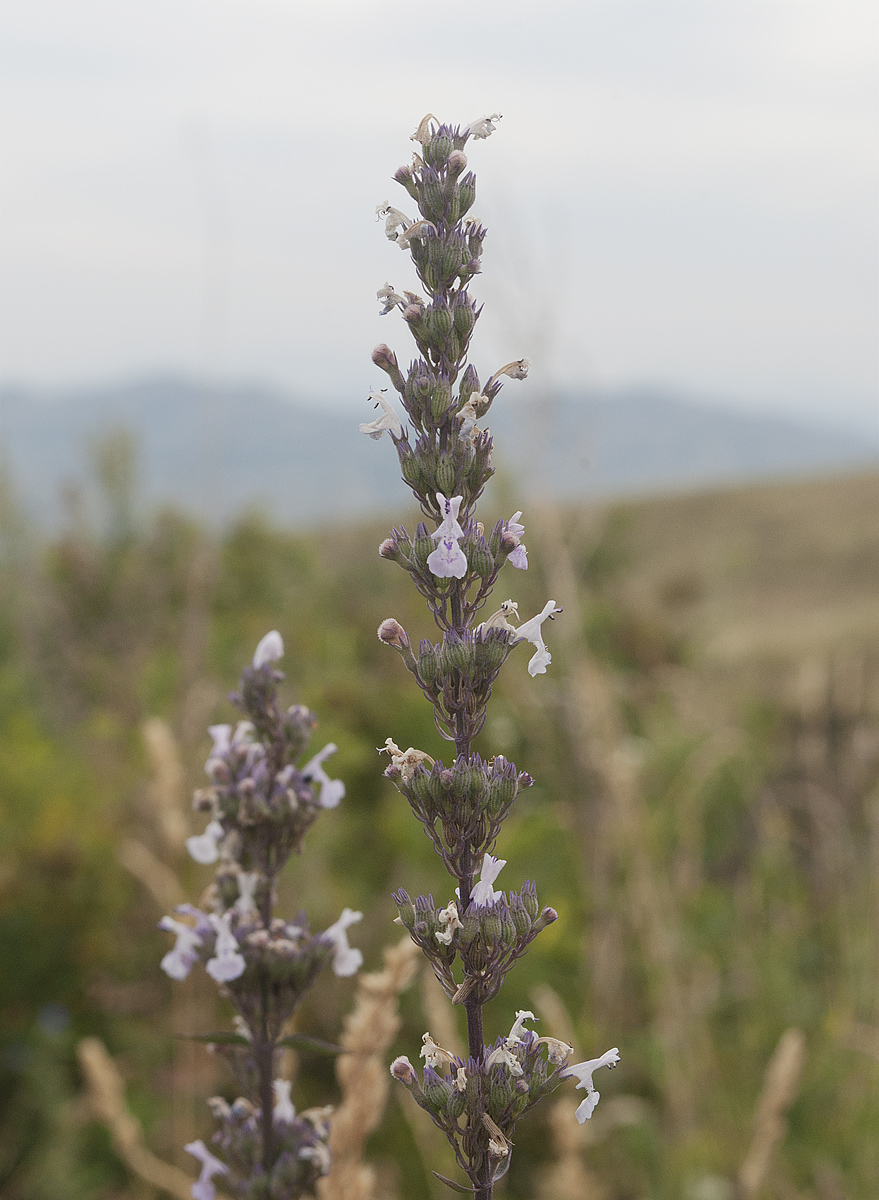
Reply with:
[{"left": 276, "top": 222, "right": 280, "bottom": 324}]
[{"left": 1, "top": 455, "right": 877, "bottom": 1199}]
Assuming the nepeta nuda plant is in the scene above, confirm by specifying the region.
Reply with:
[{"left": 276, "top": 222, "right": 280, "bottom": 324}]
[
  {"left": 159, "top": 631, "right": 362, "bottom": 1199},
  {"left": 363, "top": 114, "right": 619, "bottom": 1198}
]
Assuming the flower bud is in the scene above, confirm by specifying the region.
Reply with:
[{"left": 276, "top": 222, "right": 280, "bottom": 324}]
[
  {"left": 457, "top": 172, "right": 476, "bottom": 216},
  {"left": 390, "top": 1055, "right": 419, "bottom": 1086},
  {"left": 377, "top": 618, "right": 410, "bottom": 651},
  {"left": 509, "top": 893, "right": 532, "bottom": 937},
  {"left": 488, "top": 1066, "right": 514, "bottom": 1115},
  {"left": 435, "top": 453, "right": 456, "bottom": 496},
  {"left": 417, "top": 642, "right": 438, "bottom": 685},
  {"left": 447, "top": 149, "right": 468, "bottom": 177},
  {"left": 422, "top": 1065, "right": 452, "bottom": 1113},
  {"left": 424, "top": 132, "right": 453, "bottom": 169},
  {"left": 531, "top": 906, "right": 559, "bottom": 934},
  {"left": 467, "top": 536, "right": 493, "bottom": 578},
  {"left": 379, "top": 537, "right": 403, "bottom": 562},
  {"left": 393, "top": 164, "right": 419, "bottom": 201},
  {"left": 521, "top": 881, "right": 539, "bottom": 921},
  {"left": 392, "top": 889, "right": 416, "bottom": 929},
  {"left": 372, "top": 343, "right": 401, "bottom": 383}
]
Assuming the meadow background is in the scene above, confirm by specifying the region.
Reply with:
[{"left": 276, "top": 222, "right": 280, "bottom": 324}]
[{"left": 2, "top": 3, "right": 878, "bottom": 1197}]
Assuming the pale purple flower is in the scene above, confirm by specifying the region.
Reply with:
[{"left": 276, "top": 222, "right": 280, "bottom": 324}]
[
  {"left": 322, "top": 907, "right": 363, "bottom": 976},
  {"left": 301, "top": 743, "right": 345, "bottom": 808},
  {"left": 427, "top": 536, "right": 468, "bottom": 579},
  {"left": 427, "top": 494, "right": 468, "bottom": 579},
  {"left": 470, "top": 854, "right": 506, "bottom": 907},
  {"left": 359, "top": 389, "right": 403, "bottom": 440},
  {"left": 515, "top": 600, "right": 563, "bottom": 676},
  {"left": 253, "top": 629, "right": 284, "bottom": 668},
  {"left": 206, "top": 913, "right": 246, "bottom": 983},
  {"left": 159, "top": 916, "right": 203, "bottom": 981},
  {"left": 390, "top": 1054, "right": 418, "bottom": 1085},
  {"left": 273, "top": 1078, "right": 296, "bottom": 1124},
  {"left": 184, "top": 1139, "right": 228, "bottom": 1200},
  {"left": 433, "top": 494, "right": 465, "bottom": 540},
  {"left": 564, "top": 1047, "right": 620, "bottom": 1122},
  {"left": 506, "top": 511, "right": 528, "bottom": 570},
  {"left": 185, "top": 820, "right": 223, "bottom": 865}
]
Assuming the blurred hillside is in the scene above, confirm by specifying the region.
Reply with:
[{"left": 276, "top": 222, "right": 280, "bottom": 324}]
[
  {"left": 2, "top": 377, "right": 876, "bottom": 529},
  {"left": 1, "top": 460, "right": 877, "bottom": 1199}
]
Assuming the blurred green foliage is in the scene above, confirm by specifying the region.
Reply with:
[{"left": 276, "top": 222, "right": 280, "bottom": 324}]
[{"left": 1, "top": 451, "right": 878, "bottom": 1199}]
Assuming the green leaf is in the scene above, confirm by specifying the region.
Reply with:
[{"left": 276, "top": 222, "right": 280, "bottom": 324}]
[{"left": 276, "top": 1033, "right": 347, "bottom": 1056}]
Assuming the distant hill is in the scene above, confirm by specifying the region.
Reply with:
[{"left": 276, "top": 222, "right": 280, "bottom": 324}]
[{"left": 1, "top": 376, "right": 876, "bottom": 528}]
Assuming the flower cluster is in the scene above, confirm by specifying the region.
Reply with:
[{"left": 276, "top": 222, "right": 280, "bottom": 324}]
[
  {"left": 160, "top": 633, "right": 360, "bottom": 1199},
  {"left": 362, "top": 115, "right": 618, "bottom": 1195}
]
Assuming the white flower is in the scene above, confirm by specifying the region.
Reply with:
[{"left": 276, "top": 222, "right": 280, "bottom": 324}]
[
  {"left": 376, "top": 202, "right": 412, "bottom": 240},
  {"left": 396, "top": 218, "right": 435, "bottom": 249},
  {"left": 253, "top": 630, "right": 284, "bottom": 668},
  {"left": 514, "top": 600, "right": 563, "bottom": 676},
  {"left": 479, "top": 599, "right": 519, "bottom": 634},
  {"left": 377, "top": 282, "right": 405, "bottom": 315},
  {"left": 322, "top": 907, "right": 363, "bottom": 976},
  {"left": 485, "top": 1044, "right": 523, "bottom": 1076},
  {"left": 299, "top": 1142, "right": 331, "bottom": 1174},
  {"left": 379, "top": 738, "right": 435, "bottom": 782},
  {"left": 455, "top": 1066, "right": 468, "bottom": 1092},
  {"left": 184, "top": 1138, "right": 228, "bottom": 1200},
  {"left": 507, "top": 1010, "right": 538, "bottom": 1045},
  {"left": 505, "top": 511, "right": 528, "bottom": 570},
  {"left": 470, "top": 854, "right": 506, "bottom": 907},
  {"left": 435, "top": 900, "right": 462, "bottom": 945},
  {"left": 359, "top": 389, "right": 403, "bottom": 440},
  {"left": 456, "top": 397, "right": 480, "bottom": 443},
  {"left": 234, "top": 871, "right": 260, "bottom": 915},
  {"left": 421, "top": 1032, "right": 456, "bottom": 1073},
  {"left": 411, "top": 112, "right": 438, "bottom": 143},
  {"left": 564, "top": 1048, "right": 620, "bottom": 1122},
  {"left": 537, "top": 1036, "right": 574, "bottom": 1064},
  {"left": 467, "top": 112, "right": 502, "bottom": 139},
  {"left": 159, "top": 916, "right": 203, "bottom": 981},
  {"left": 273, "top": 1078, "right": 296, "bottom": 1124},
  {"left": 491, "top": 357, "right": 530, "bottom": 385},
  {"left": 301, "top": 742, "right": 345, "bottom": 808},
  {"left": 206, "top": 913, "right": 246, "bottom": 983},
  {"left": 185, "top": 820, "right": 224, "bottom": 865}
]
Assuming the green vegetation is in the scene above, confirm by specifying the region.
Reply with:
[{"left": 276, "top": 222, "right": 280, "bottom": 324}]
[{"left": 1, "top": 459, "right": 878, "bottom": 1199}]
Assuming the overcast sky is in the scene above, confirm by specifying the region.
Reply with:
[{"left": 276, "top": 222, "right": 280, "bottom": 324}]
[{"left": 1, "top": 1, "right": 877, "bottom": 433}]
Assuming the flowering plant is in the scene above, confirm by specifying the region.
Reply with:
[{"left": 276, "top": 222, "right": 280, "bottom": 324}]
[
  {"left": 159, "top": 631, "right": 361, "bottom": 1198},
  {"left": 364, "top": 114, "right": 618, "bottom": 1197}
]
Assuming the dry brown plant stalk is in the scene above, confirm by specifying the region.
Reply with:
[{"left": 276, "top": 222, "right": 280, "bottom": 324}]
[
  {"left": 536, "top": 1095, "right": 600, "bottom": 1200},
  {"left": 142, "top": 716, "right": 189, "bottom": 855},
  {"left": 76, "top": 1036, "right": 233, "bottom": 1200},
  {"left": 737, "top": 1028, "right": 806, "bottom": 1200},
  {"left": 317, "top": 936, "right": 420, "bottom": 1200}
]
